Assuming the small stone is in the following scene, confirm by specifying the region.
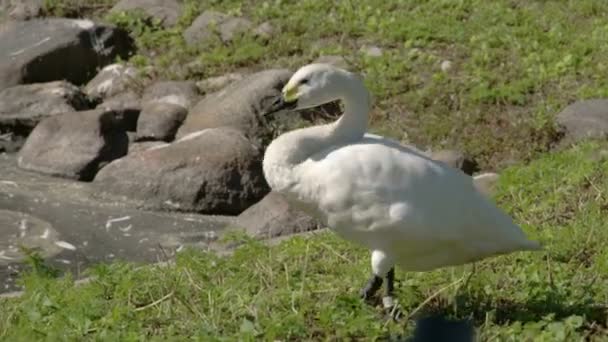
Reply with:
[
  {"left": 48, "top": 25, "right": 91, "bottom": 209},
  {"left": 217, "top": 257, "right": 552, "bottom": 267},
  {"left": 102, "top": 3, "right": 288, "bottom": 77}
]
[
  {"left": 110, "top": 0, "right": 183, "bottom": 28},
  {"left": 183, "top": 10, "right": 227, "bottom": 46},
  {"left": 361, "top": 45, "right": 383, "bottom": 57},
  {"left": 253, "top": 21, "right": 274, "bottom": 41},
  {"left": 218, "top": 17, "right": 253, "bottom": 43},
  {"left": 440, "top": 60, "right": 453, "bottom": 72},
  {"left": 556, "top": 99, "right": 608, "bottom": 143}
]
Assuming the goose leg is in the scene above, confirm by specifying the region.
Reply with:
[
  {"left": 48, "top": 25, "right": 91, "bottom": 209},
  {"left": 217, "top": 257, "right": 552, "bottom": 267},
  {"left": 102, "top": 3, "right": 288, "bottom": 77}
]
[
  {"left": 360, "top": 274, "right": 383, "bottom": 300},
  {"left": 383, "top": 267, "right": 402, "bottom": 319}
]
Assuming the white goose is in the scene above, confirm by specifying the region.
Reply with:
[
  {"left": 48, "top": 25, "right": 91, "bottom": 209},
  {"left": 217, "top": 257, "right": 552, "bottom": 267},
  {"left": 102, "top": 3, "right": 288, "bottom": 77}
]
[{"left": 263, "top": 63, "right": 541, "bottom": 310}]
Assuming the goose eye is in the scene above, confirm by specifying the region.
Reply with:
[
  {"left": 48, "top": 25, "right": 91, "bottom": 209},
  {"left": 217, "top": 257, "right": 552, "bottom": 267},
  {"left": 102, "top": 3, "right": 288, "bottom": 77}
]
[{"left": 299, "top": 78, "right": 310, "bottom": 85}]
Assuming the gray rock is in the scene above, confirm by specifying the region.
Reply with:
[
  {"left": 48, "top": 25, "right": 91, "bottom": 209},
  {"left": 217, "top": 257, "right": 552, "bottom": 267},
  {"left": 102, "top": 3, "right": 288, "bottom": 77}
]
[
  {"left": 235, "top": 192, "right": 320, "bottom": 239},
  {"left": 3, "top": 0, "right": 42, "bottom": 20},
  {"left": 100, "top": 91, "right": 141, "bottom": 113},
  {"left": 0, "top": 81, "right": 89, "bottom": 151},
  {"left": 178, "top": 69, "right": 292, "bottom": 145},
  {"left": 556, "top": 99, "right": 608, "bottom": 142},
  {"left": 196, "top": 73, "right": 244, "bottom": 94},
  {"left": 84, "top": 64, "right": 139, "bottom": 101},
  {"left": 142, "top": 80, "right": 200, "bottom": 109},
  {"left": 98, "top": 91, "right": 141, "bottom": 132},
  {"left": 95, "top": 127, "right": 269, "bottom": 215},
  {"left": 17, "top": 109, "right": 128, "bottom": 181},
  {"left": 110, "top": 0, "right": 183, "bottom": 28},
  {"left": 129, "top": 141, "right": 168, "bottom": 154},
  {"left": 183, "top": 10, "right": 227, "bottom": 46},
  {"left": 218, "top": 17, "right": 252, "bottom": 42},
  {"left": 0, "top": 18, "right": 135, "bottom": 90},
  {"left": 361, "top": 45, "right": 383, "bottom": 57},
  {"left": 183, "top": 11, "right": 253, "bottom": 46},
  {"left": 0, "top": 153, "right": 232, "bottom": 294},
  {"left": 253, "top": 21, "right": 274, "bottom": 41},
  {"left": 431, "top": 149, "right": 479, "bottom": 175},
  {"left": 136, "top": 102, "right": 187, "bottom": 142}
]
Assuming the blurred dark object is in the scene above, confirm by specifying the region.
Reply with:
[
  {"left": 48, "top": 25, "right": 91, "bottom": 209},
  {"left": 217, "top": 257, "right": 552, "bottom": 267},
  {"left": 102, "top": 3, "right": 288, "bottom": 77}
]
[{"left": 407, "top": 315, "right": 475, "bottom": 342}]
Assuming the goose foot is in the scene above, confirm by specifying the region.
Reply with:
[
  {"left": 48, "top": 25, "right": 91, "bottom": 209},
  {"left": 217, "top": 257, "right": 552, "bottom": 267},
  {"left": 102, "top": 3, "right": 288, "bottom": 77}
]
[{"left": 382, "top": 296, "right": 403, "bottom": 320}]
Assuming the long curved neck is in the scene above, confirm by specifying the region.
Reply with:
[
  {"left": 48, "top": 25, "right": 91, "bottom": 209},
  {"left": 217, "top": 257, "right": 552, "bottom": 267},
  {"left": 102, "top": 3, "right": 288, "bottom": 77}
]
[{"left": 263, "top": 76, "right": 370, "bottom": 190}]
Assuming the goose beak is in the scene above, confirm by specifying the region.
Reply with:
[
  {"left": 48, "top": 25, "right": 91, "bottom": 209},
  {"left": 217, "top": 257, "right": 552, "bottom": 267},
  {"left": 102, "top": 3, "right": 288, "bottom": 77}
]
[{"left": 265, "top": 94, "right": 298, "bottom": 116}]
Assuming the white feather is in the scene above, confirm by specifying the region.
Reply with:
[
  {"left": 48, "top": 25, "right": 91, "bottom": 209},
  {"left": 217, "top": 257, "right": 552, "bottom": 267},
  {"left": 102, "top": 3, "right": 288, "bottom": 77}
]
[{"left": 263, "top": 63, "right": 540, "bottom": 277}]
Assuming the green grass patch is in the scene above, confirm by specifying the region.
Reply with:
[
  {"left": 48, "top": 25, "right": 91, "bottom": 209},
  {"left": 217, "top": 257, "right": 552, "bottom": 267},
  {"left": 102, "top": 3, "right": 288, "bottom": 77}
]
[
  {"left": 40, "top": 0, "right": 608, "bottom": 168},
  {"left": 1, "top": 142, "right": 607, "bottom": 340},
  {"left": 95, "top": 0, "right": 608, "bottom": 169}
]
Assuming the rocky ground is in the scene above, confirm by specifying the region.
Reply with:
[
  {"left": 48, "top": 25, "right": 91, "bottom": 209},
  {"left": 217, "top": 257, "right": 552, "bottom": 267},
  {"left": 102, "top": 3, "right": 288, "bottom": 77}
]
[{"left": 0, "top": 0, "right": 524, "bottom": 295}]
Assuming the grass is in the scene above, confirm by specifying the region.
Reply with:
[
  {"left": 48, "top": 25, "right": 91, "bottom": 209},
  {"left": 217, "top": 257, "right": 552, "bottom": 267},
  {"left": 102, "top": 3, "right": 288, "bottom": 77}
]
[
  {"left": 42, "top": 0, "right": 608, "bottom": 169},
  {"left": 92, "top": 0, "right": 608, "bottom": 170},
  {"left": 6, "top": 0, "right": 608, "bottom": 340},
  {"left": 1, "top": 141, "right": 608, "bottom": 340}
]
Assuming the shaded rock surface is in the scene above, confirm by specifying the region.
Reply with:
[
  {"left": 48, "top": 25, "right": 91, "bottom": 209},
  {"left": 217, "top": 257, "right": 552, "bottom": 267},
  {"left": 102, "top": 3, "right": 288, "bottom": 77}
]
[
  {"left": 556, "top": 99, "right": 608, "bottom": 143},
  {"left": 84, "top": 64, "right": 139, "bottom": 101},
  {"left": 136, "top": 102, "right": 187, "bottom": 141},
  {"left": 178, "top": 69, "right": 292, "bottom": 145},
  {"left": 0, "top": 18, "right": 134, "bottom": 90},
  {"left": 0, "top": 81, "right": 89, "bottom": 151},
  {"left": 18, "top": 109, "right": 128, "bottom": 181},
  {"left": 0, "top": 153, "right": 232, "bottom": 294},
  {"left": 196, "top": 73, "right": 244, "bottom": 94},
  {"left": 98, "top": 91, "right": 142, "bottom": 131},
  {"left": 111, "top": 0, "right": 183, "bottom": 28},
  {"left": 95, "top": 127, "right": 269, "bottom": 215},
  {"left": 235, "top": 192, "right": 321, "bottom": 239},
  {"left": 142, "top": 80, "right": 200, "bottom": 109}
]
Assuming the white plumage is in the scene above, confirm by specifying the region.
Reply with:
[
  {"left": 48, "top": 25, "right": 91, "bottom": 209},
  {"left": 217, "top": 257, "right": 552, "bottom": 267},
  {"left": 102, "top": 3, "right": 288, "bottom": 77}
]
[{"left": 263, "top": 63, "right": 540, "bottom": 306}]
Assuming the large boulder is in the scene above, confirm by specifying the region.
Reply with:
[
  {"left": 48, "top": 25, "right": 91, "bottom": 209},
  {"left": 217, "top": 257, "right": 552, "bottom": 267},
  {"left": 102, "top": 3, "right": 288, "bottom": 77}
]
[
  {"left": 0, "top": 153, "right": 232, "bottom": 294},
  {"left": 110, "top": 0, "right": 183, "bottom": 28},
  {"left": 0, "top": 81, "right": 89, "bottom": 151},
  {"left": 95, "top": 127, "right": 269, "bottom": 215},
  {"left": 235, "top": 192, "right": 321, "bottom": 239},
  {"left": 17, "top": 109, "right": 128, "bottom": 181},
  {"left": 142, "top": 80, "right": 200, "bottom": 109},
  {"left": 135, "top": 102, "right": 187, "bottom": 142},
  {"left": 556, "top": 99, "right": 608, "bottom": 143},
  {"left": 84, "top": 64, "right": 139, "bottom": 102},
  {"left": 177, "top": 69, "right": 292, "bottom": 145},
  {"left": 0, "top": 18, "right": 135, "bottom": 90}
]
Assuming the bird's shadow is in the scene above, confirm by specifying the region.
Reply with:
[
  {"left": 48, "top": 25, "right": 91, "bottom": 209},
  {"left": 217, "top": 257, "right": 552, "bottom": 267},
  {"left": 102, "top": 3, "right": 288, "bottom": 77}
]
[{"left": 388, "top": 290, "right": 607, "bottom": 342}]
